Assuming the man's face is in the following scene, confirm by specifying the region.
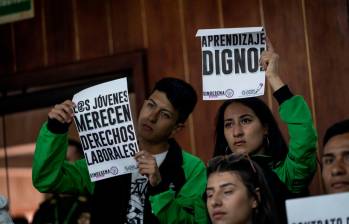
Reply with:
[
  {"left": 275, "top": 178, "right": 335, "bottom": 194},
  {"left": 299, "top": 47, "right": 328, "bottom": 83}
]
[
  {"left": 137, "top": 90, "right": 181, "bottom": 144},
  {"left": 322, "top": 133, "right": 349, "bottom": 194}
]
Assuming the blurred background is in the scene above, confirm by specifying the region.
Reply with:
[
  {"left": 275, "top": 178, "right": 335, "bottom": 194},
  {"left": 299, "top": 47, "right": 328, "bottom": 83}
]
[{"left": 0, "top": 0, "right": 348, "bottom": 222}]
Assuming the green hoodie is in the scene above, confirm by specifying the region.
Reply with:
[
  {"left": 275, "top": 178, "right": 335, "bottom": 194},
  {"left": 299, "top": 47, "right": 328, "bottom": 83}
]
[
  {"left": 273, "top": 95, "right": 318, "bottom": 193},
  {"left": 32, "top": 123, "right": 208, "bottom": 223}
]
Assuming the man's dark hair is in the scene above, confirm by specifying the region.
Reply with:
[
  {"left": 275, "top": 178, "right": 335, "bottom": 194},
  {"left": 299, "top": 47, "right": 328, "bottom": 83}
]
[
  {"left": 152, "top": 77, "right": 197, "bottom": 123},
  {"left": 323, "top": 118, "right": 349, "bottom": 146}
]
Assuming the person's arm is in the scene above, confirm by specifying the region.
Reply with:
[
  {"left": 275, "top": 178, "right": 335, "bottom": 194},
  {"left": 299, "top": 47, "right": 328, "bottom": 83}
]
[
  {"left": 260, "top": 40, "right": 317, "bottom": 193},
  {"left": 148, "top": 152, "right": 208, "bottom": 224},
  {"left": 274, "top": 94, "right": 318, "bottom": 193},
  {"left": 32, "top": 100, "right": 93, "bottom": 195},
  {"left": 260, "top": 38, "right": 285, "bottom": 92}
]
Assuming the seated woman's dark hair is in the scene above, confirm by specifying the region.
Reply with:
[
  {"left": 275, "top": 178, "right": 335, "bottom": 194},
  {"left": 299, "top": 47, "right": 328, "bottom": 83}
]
[{"left": 207, "top": 154, "right": 279, "bottom": 224}]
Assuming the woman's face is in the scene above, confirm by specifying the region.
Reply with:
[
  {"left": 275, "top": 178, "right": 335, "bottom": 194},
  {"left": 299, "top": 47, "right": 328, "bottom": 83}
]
[
  {"left": 223, "top": 102, "right": 267, "bottom": 155},
  {"left": 206, "top": 171, "right": 257, "bottom": 224}
]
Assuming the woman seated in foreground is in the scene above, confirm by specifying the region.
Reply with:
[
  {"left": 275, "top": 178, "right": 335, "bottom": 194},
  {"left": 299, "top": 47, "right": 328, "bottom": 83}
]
[{"left": 206, "top": 154, "right": 280, "bottom": 224}]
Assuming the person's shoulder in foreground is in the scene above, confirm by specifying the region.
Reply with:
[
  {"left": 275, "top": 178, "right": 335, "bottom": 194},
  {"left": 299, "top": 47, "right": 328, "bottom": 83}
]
[{"left": 0, "top": 195, "right": 14, "bottom": 224}]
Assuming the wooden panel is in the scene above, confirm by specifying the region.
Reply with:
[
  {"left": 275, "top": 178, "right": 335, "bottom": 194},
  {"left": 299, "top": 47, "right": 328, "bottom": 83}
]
[
  {"left": 262, "top": 0, "right": 311, "bottom": 143},
  {"left": 6, "top": 172, "right": 43, "bottom": 219},
  {"left": 144, "top": 0, "right": 185, "bottom": 85},
  {"left": 263, "top": 0, "right": 323, "bottom": 195},
  {"left": 0, "top": 116, "right": 10, "bottom": 203},
  {"left": 76, "top": 0, "right": 110, "bottom": 60},
  {"left": 45, "top": 0, "right": 75, "bottom": 65},
  {"left": 13, "top": 0, "right": 45, "bottom": 72},
  {"left": 144, "top": 0, "right": 191, "bottom": 149},
  {"left": 305, "top": 0, "right": 349, "bottom": 194},
  {"left": 263, "top": 0, "right": 311, "bottom": 104},
  {"left": 305, "top": 0, "right": 349, "bottom": 146},
  {"left": 0, "top": 51, "right": 147, "bottom": 114},
  {"left": 110, "top": 0, "right": 144, "bottom": 53},
  {"left": 222, "top": 0, "right": 261, "bottom": 27},
  {"left": 0, "top": 24, "right": 14, "bottom": 75},
  {"left": 4, "top": 108, "right": 48, "bottom": 146},
  {"left": 182, "top": 0, "right": 221, "bottom": 161},
  {"left": 0, "top": 117, "right": 3, "bottom": 148}
]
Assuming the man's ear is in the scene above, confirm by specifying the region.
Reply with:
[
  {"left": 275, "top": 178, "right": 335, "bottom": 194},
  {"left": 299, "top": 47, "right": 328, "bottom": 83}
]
[{"left": 169, "top": 123, "right": 185, "bottom": 138}]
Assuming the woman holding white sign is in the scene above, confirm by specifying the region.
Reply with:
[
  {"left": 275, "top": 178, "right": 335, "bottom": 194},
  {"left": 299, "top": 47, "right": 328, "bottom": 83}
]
[{"left": 212, "top": 41, "right": 317, "bottom": 222}]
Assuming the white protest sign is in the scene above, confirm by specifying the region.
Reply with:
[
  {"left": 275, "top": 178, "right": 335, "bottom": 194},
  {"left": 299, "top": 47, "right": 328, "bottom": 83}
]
[
  {"left": 286, "top": 192, "right": 349, "bottom": 224},
  {"left": 196, "top": 27, "right": 266, "bottom": 100},
  {"left": 72, "top": 77, "right": 139, "bottom": 182}
]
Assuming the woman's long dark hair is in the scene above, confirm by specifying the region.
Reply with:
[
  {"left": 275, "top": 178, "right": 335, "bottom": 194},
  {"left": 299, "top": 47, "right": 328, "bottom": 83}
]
[
  {"left": 207, "top": 154, "right": 279, "bottom": 224},
  {"left": 213, "top": 97, "right": 288, "bottom": 166}
]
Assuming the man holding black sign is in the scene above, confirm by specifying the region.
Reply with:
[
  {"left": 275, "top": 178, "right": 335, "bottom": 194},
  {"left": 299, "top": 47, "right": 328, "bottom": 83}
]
[{"left": 32, "top": 77, "right": 208, "bottom": 223}]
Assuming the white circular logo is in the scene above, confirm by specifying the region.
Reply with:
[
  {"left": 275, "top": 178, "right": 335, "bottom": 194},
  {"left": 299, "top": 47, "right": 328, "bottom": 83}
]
[
  {"left": 225, "top": 89, "right": 234, "bottom": 98},
  {"left": 110, "top": 166, "right": 118, "bottom": 175}
]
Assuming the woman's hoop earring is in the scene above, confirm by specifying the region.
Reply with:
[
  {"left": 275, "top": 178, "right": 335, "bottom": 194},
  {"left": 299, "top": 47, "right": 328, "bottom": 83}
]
[
  {"left": 225, "top": 146, "right": 230, "bottom": 155},
  {"left": 265, "top": 135, "right": 270, "bottom": 148}
]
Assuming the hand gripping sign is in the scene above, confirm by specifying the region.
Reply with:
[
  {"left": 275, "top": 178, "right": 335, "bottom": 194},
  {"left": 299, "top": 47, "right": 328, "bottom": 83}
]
[
  {"left": 72, "top": 77, "right": 139, "bottom": 182},
  {"left": 196, "top": 27, "right": 266, "bottom": 100}
]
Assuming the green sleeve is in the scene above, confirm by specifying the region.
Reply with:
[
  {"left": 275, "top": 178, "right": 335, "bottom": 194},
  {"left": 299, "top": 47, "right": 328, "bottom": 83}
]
[
  {"left": 273, "top": 96, "right": 318, "bottom": 193},
  {"left": 149, "top": 152, "right": 208, "bottom": 223},
  {"left": 32, "top": 122, "right": 94, "bottom": 195}
]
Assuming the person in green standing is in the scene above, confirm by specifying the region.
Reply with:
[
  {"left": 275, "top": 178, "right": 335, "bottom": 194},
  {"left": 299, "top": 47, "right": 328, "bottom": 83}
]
[
  {"left": 32, "top": 77, "right": 208, "bottom": 223},
  {"left": 212, "top": 40, "right": 318, "bottom": 222}
]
